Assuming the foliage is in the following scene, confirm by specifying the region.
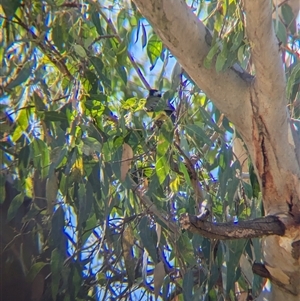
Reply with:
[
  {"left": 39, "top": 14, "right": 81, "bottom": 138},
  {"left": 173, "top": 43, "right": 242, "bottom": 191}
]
[{"left": 0, "top": 0, "right": 299, "bottom": 300}]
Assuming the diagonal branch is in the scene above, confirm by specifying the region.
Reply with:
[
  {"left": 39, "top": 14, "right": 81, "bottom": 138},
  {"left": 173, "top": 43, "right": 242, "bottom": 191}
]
[
  {"left": 180, "top": 213, "right": 285, "bottom": 240},
  {"left": 130, "top": 179, "right": 181, "bottom": 237}
]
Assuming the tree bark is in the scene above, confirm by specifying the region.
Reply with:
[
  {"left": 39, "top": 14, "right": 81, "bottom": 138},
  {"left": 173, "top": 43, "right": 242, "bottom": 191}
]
[
  {"left": 132, "top": 0, "right": 300, "bottom": 298},
  {"left": 179, "top": 213, "right": 285, "bottom": 240}
]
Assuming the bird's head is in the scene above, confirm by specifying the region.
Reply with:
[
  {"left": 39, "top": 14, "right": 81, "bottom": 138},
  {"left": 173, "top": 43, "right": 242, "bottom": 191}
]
[{"left": 149, "top": 89, "right": 162, "bottom": 97}]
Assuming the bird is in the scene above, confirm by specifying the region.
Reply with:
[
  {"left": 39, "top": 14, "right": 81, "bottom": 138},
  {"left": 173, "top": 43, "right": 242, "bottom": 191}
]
[{"left": 145, "top": 89, "right": 175, "bottom": 123}]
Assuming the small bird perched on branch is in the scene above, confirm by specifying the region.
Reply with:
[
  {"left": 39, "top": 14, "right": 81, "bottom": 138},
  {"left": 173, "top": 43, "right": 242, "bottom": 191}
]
[{"left": 145, "top": 89, "right": 175, "bottom": 123}]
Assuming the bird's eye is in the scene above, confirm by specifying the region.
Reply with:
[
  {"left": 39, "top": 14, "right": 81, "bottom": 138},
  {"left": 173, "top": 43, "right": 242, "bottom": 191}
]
[{"left": 153, "top": 91, "right": 161, "bottom": 97}]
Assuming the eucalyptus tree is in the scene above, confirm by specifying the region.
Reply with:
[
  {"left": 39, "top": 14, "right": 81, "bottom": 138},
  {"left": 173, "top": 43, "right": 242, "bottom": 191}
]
[{"left": 0, "top": 0, "right": 299, "bottom": 301}]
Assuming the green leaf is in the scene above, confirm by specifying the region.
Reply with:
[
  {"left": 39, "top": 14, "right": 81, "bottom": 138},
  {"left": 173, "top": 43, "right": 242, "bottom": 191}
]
[
  {"left": 179, "top": 160, "right": 192, "bottom": 187},
  {"left": 242, "top": 181, "right": 253, "bottom": 199},
  {"left": 81, "top": 137, "right": 101, "bottom": 155},
  {"left": 157, "top": 133, "right": 170, "bottom": 156},
  {"left": 177, "top": 233, "right": 196, "bottom": 266},
  {"left": 51, "top": 248, "right": 64, "bottom": 300},
  {"left": 50, "top": 206, "right": 66, "bottom": 253},
  {"left": 287, "top": 64, "right": 300, "bottom": 100},
  {"left": 249, "top": 161, "right": 260, "bottom": 199},
  {"left": 147, "top": 34, "right": 163, "bottom": 69},
  {"left": 222, "top": 239, "right": 247, "bottom": 296},
  {"left": 204, "top": 43, "right": 219, "bottom": 69},
  {"left": 52, "top": 22, "right": 64, "bottom": 52},
  {"left": 281, "top": 4, "right": 296, "bottom": 33},
  {"left": 82, "top": 214, "right": 97, "bottom": 244},
  {"left": 2, "top": 0, "right": 21, "bottom": 18},
  {"left": 90, "top": 56, "right": 104, "bottom": 76},
  {"left": 116, "top": 65, "right": 127, "bottom": 85},
  {"left": 156, "top": 155, "right": 170, "bottom": 185},
  {"left": 216, "top": 41, "right": 228, "bottom": 72},
  {"left": 230, "top": 29, "right": 244, "bottom": 52},
  {"left": 90, "top": 56, "right": 111, "bottom": 88},
  {"left": 32, "top": 138, "right": 50, "bottom": 179},
  {"left": 138, "top": 216, "right": 158, "bottom": 263},
  {"left": 117, "top": 9, "right": 127, "bottom": 31},
  {"left": 185, "top": 124, "right": 211, "bottom": 146},
  {"left": 91, "top": 11, "right": 104, "bottom": 36},
  {"left": 6, "top": 63, "right": 32, "bottom": 89},
  {"left": 7, "top": 193, "right": 24, "bottom": 221},
  {"left": 73, "top": 44, "right": 87, "bottom": 58},
  {"left": 111, "top": 146, "right": 122, "bottom": 180},
  {"left": 43, "top": 111, "right": 68, "bottom": 122},
  {"left": 11, "top": 106, "right": 30, "bottom": 142},
  {"left": 199, "top": 106, "right": 224, "bottom": 133},
  {"left": 26, "top": 262, "right": 48, "bottom": 282},
  {"left": 18, "top": 144, "right": 30, "bottom": 169},
  {"left": 183, "top": 269, "right": 194, "bottom": 301},
  {"left": 237, "top": 45, "right": 245, "bottom": 65},
  {"left": 273, "top": 20, "right": 287, "bottom": 44},
  {"left": 78, "top": 183, "right": 89, "bottom": 226}
]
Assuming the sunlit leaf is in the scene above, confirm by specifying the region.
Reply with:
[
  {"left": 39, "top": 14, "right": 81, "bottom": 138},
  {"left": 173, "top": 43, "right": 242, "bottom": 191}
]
[
  {"left": 73, "top": 44, "right": 87, "bottom": 58},
  {"left": 156, "top": 155, "right": 170, "bottom": 185},
  {"left": 147, "top": 34, "right": 163, "bottom": 69},
  {"left": 204, "top": 43, "right": 219, "bottom": 69}
]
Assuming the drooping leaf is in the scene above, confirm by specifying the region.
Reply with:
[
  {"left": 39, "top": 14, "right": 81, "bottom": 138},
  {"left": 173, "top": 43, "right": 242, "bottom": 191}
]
[
  {"left": 222, "top": 239, "right": 247, "bottom": 296},
  {"left": 153, "top": 261, "right": 166, "bottom": 299},
  {"left": 46, "top": 171, "right": 58, "bottom": 214},
  {"left": 156, "top": 155, "right": 170, "bottom": 185},
  {"left": 51, "top": 248, "right": 64, "bottom": 300},
  {"left": 138, "top": 216, "right": 158, "bottom": 263},
  {"left": 7, "top": 193, "right": 24, "bottom": 221},
  {"left": 185, "top": 124, "right": 212, "bottom": 146},
  {"left": 91, "top": 11, "right": 104, "bottom": 35},
  {"left": 6, "top": 62, "right": 32, "bottom": 89},
  {"left": 122, "top": 225, "right": 135, "bottom": 285},
  {"left": 147, "top": 34, "right": 163, "bottom": 69},
  {"left": 182, "top": 269, "right": 194, "bottom": 301},
  {"left": 120, "top": 143, "right": 133, "bottom": 181}
]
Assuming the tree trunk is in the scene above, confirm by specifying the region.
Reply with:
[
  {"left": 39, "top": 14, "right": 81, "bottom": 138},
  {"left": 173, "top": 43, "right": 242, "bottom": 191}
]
[{"left": 132, "top": 0, "right": 300, "bottom": 299}]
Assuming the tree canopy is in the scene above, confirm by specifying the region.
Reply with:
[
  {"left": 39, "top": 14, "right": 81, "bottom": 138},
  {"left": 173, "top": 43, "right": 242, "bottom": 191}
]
[{"left": 0, "top": 0, "right": 299, "bottom": 301}]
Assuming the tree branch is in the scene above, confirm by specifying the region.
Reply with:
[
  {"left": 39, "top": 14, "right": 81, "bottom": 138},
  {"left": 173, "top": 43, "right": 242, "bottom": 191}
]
[
  {"left": 132, "top": 0, "right": 252, "bottom": 129},
  {"left": 179, "top": 213, "right": 285, "bottom": 240},
  {"left": 130, "top": 179, "right": 181, "bottom": 237},
  {"left": 244, "top": 0, "right": 285, "bottom": 103}
]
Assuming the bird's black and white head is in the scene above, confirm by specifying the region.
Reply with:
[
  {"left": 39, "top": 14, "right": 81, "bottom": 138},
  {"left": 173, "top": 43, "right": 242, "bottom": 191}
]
[{"left": 149, "top": 89, "right": 162, "bottom": 98}]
